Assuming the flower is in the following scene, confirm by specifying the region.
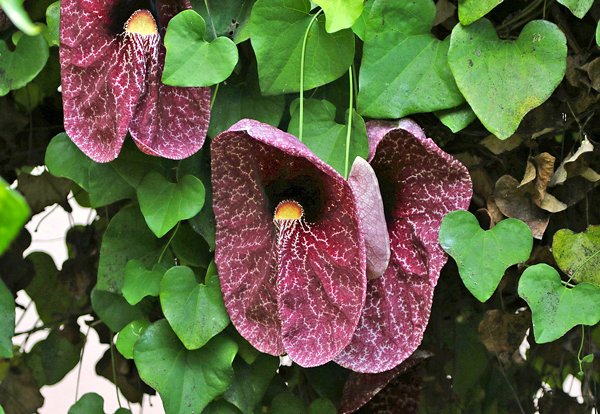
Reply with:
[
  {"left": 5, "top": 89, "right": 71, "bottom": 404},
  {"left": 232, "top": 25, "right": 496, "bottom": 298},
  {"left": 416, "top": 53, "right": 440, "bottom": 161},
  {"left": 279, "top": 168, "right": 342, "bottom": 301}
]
[
  {"left": 335, "top": 119, "right": 473, "bottom": 373},
  {"left": 59, "top": 0, "right": 210, "bottom": 163},
  {"left": 211, "top": 119, "right": 367, "bottom": 367}
]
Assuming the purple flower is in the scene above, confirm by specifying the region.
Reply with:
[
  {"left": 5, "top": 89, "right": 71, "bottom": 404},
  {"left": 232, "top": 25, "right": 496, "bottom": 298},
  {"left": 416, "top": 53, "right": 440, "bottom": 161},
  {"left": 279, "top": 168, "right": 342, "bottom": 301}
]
[
  {"left": 59, "top": 0, "right": 210, "bottom": 162},
  {"left": 211, "top": 119, "right": 367, "bottom": 367},
  {"left": 335, "top": 119, "right": 473, "bottom": 373}
]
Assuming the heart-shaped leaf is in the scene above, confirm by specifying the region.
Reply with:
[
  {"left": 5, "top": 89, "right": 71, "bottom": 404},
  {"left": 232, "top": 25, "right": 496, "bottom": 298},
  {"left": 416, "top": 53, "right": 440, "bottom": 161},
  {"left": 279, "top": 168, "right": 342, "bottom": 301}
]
[
  {"left": 439, "top": 210, "right": 532, "bottom": 302},
  {"left": 67, "top": 393, "right": 105, "bottom": 414},
  {"left": 223, "top": 354, "right": 280, "bottom": 414},
  {"left": 518, "top": 263, "right": 600, "bottom": 343},
  {"left": 137, "top": 172, "right": 205, "bottom": 238},
  {"left": 163, "top": 10, "right": 238, "bottom": 87},
  {"left": 91, "top": 288, "right": 152, "bottom": 332},
  {"left": 0, "top": 279, "right": 14, "bottom": 358},
  {"left": 313, "top": 0, "right": 364, "bottom": 33},
  {"left": 458, "top": 0, "right": 504, "bottom": 26},
  {"left": 553, "top": 225, "right": 600, "bottom": 287},
  {"left": 45, "top": 133, "right": 136, "bottom": 207},
  {"left": 249, "top": 0, "right": 355, "bottom": 95},
  {"left": 0, "top": 33, "right": 48, "bottom": 96},
  {"left": 134, "top": 320, "right": 238, "bottom": 414},
  {"left": 122, "top": 260, "right": 168, "bottom": 305},
  {"left": 97, "top": 206, "right": 170, "bottom": 294},
  {"left": 357, "top": 0, "right": 464, "bottom": 118},
  {"left": 287, "top": 99, "right": 369, "bottom": 177},
  {"left": 448, "top": 19, "right": 567, "bottom": 139},
  {"left": 0, "top": 177, "right": 29, "bottom": 255},
  {"left": 435, "top": 103, "right": 477, "bottom": 133},
  {"left": 160, "top": 266, "right": 230, "bottom": 350},
  {"left": 116, "top": 319, "right": 151, "bottom": 359},
  {"left": 556, "top": 0, "right": 593, "bottom": 18}
]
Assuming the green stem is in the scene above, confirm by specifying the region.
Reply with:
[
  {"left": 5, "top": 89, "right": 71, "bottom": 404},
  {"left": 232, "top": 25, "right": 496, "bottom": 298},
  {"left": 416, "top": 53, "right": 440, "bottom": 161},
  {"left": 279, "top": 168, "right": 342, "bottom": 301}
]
[
  {"left": 203, "top": 0, "right": 217, "bottom": 40},
  {"left": 344, "top": 66, "right": 354, "bottom": 178},
  {"left": 210, "top": 83, "right": 219, "bottom": 111},
  {"left": 109, "top": 333, "right": 122, "bottom": 408},
  {"left": 298, "top": 10, "right": 323, "bottom": 143},
  {"left": 158, "top": 221, "right": 180, "bottom": 263}
]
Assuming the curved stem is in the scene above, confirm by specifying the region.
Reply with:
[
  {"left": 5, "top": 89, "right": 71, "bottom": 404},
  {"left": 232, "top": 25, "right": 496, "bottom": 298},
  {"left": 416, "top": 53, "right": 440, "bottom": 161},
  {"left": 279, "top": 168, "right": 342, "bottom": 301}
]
[
  {"left": 203, "top": 0, "right": 217, "bottom": 40},
  {"left": 344, "top": 65, "right": 354, "bottom": 178},
  {"left": 299, "top": 10, "right": 323, "bottom": 143}
]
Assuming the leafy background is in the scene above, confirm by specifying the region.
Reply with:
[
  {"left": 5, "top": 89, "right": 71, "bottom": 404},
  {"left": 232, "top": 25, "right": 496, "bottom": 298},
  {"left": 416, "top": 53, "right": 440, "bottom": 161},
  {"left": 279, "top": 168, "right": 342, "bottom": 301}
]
[{"left": 1, "top": 0, "right": 600, "bottom": 413}]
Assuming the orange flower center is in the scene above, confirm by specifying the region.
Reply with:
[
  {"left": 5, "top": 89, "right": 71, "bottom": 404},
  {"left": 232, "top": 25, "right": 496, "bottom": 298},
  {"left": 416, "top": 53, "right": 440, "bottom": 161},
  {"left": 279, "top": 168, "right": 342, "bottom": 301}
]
[
  {"left": 274, "top": 200, "right": 304, "bottom": 221},
  {"left": 125, "top": 9, "right": 158, "bottom": 35}
]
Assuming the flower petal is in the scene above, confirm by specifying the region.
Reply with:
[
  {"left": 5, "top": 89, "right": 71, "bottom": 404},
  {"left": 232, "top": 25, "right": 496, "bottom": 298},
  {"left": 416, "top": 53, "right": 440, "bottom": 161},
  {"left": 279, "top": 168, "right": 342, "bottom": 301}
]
[
  {"left": 335, "top": 120, "right": 472, "bottom": 373},
  {"left": 348, "top": 156, "right": 390, "bottom": 279},
  {"left": 59, "top": 0, "right": 210, "bottom": 162},
  {"left": 212, "top": 120, "right": 367, "bottom": 365}
]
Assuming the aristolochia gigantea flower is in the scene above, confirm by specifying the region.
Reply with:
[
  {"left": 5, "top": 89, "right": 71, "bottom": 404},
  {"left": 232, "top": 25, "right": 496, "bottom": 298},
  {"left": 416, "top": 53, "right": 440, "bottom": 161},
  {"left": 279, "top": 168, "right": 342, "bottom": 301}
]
[
  {"left": 211, "top": 119, "right": 367, "bottom": 367},
  {"left": 335, "top": 119, "right": 473, "bottom": 373},
  {"left": 60, "top": 0, "right": 210, "bottom": 162}
]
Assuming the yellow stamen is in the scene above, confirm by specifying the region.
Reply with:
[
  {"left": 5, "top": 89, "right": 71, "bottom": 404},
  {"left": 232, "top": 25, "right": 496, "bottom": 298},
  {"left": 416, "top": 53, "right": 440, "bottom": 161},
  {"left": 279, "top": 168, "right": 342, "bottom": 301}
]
[
  {"left": 274, "top": 200, "right": 303, "bottom": 221},
  {"left": 125, "top": 9, "right": 158, "bottom": 35}
]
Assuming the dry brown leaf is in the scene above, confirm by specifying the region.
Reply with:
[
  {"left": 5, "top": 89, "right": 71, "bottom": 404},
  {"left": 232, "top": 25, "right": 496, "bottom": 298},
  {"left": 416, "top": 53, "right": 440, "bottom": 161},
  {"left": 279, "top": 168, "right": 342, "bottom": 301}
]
[
  {"left": 493, "top": 175, "right": 551, "bottom": 239},
  {"left": 550, "top": 138, "right": 597, "bottom": 186},
  {"left": 478, "top": 310, "right": 531, "bottom": 359},
  {"left": 480, "top": 134, "right": 523, "bottom": 155},
  {"left": 433, "top": 0, "right": 456, "bottom": 26}
]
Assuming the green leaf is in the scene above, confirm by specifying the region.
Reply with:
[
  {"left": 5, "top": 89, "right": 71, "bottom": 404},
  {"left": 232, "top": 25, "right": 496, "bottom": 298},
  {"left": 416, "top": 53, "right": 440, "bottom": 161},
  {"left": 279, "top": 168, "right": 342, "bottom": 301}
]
[
  {"left": 171, "top": 222, "right": 212, "bottom": 268},
  {"left": 68, "top": 393, "right": 105, "bottom": 414},
  {"left": 0, "top": 33, "right": 48, "bottom": 96},
  {"left": 518, "top": 263, "right": 600, "bottom": 343},
  {"left": 309, "top": 398, "right": 337, "bottom": 414},
  {"left": 458, "top": 0, "right": 503, "bottom": 26},
  {"left": 357, "top": 0, "right": 464, "bottom": 118},
  {"left": 0, "top": 0, "right": 41, "bottom": 35},
  {"left": 208, "top": 67, "right": 285, "bottom": 138},
  {"left": 0, "top": 279, "right": 14, "bottom": 358},
  {"left": 122, "top": 260, "right": 167, "bottom": 305},
  {"left": 45, "top": 133, "right": 136, "bottom": 207},
  {"left": 116, "top": 319, "right": 151, "bottom": 359},
  {"left": 249, "top": 0, "right": 355, "bottom": 95},
  {"left": 97, "top": 206, "right": 170, "bottom": 294},
  {"left": 137, "top": 172, "right": 205, "bottom": 238},
  {"left": 271, "top": 392, "right": 307, "bottom": 414},
  {"left": 439, "top": 210, "right": 533, "bottom": 302},
  {"left": 313, "top": 0, "right": 364, "bottom": 33},
  {"left": 287, "top": 99, "right": 369, "bottom": 178},
  {"left": 17, "top": 171, "right": 71, "bottom": 215},
  {"left": 556, "top": 0, "right": 593, "bottom": 18},
  {"left": 448, "top": 19, "right": 567, "bottom": 139},
  {"left": 435, "top": 102, "right": 477, "bottom": 133},
  {"left": 134, "top": 320, "right": 238, "bottom": 414},
  {"left": 91, "top": 288, "right": 153, "bottom": 332},
  {"left": 201, "top": 400, "right": 242, "bottom": 414},
  {"left": 223, "top": 354, "right": 280, "bottom": 414},
  {"left": 190, "top": 0, "right": 254, "bottom": 44},
  {"left": 160, "top": 266, "right": 230, "bottom": 350},
  {"left": 552, "top": 225, "right": 600, "bottom": 287},
  {"left": 597, "top": 20, "right": 600, "bottom": 47},
  {"left": 303, "top": 362, "right": 350, "bottom": 406},
  {"left": 41, "top": 326, "right": 84, "bottom": 385},
  {"left": 0, "top": 177, "right": 29, "bottom": 255},
  {"left": 163, "top": 10, "right": 238, "bottom": 87},
  {"left": 45, "top": 1, "right": 60, "bottom": 46},
  {"left": 25, "top": 252, "right": 86, "bottom": 324}
]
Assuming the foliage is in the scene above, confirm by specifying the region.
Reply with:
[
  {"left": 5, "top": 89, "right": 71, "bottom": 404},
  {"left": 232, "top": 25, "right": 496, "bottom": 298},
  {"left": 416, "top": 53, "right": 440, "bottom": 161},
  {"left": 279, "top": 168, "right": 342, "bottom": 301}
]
[{"left": 1, "top": 0, "right": 600, "bottom": 413}]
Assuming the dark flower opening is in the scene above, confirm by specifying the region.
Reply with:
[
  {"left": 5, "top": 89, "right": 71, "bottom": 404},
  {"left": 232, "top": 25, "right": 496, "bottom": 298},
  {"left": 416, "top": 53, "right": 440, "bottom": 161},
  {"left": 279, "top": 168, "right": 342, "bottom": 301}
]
[
  {"left": 109, "top": 0, "right": 160, "bottom": 35},
  {"left": 263, "top": 173, "right": 326, "bottom": 223}
]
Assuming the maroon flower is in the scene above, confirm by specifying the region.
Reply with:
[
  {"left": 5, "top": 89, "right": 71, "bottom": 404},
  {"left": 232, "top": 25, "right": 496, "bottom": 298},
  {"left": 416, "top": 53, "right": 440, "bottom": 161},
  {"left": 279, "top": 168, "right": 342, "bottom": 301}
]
[
  {"left": 60, "top": 0, "right": 210, "bottom": 163},
  {"left": 335, "top": 119, "right": 473, "bottom": 373},
  {"left": 211, "top": 119, "right": 367, "bottom": 367}
]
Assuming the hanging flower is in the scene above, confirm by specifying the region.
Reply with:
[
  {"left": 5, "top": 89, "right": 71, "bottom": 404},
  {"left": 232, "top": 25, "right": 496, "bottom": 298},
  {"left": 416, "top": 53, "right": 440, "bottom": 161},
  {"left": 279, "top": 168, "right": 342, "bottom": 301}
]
[
  {"left": 335, "top": 119, "right": 473, "bottom": 373},
  {"left": 59, "top": 0, "right": 210, "bottom": 163},
  {"left": 211, "top": 119, "right": 367, "bottom": 367}
]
